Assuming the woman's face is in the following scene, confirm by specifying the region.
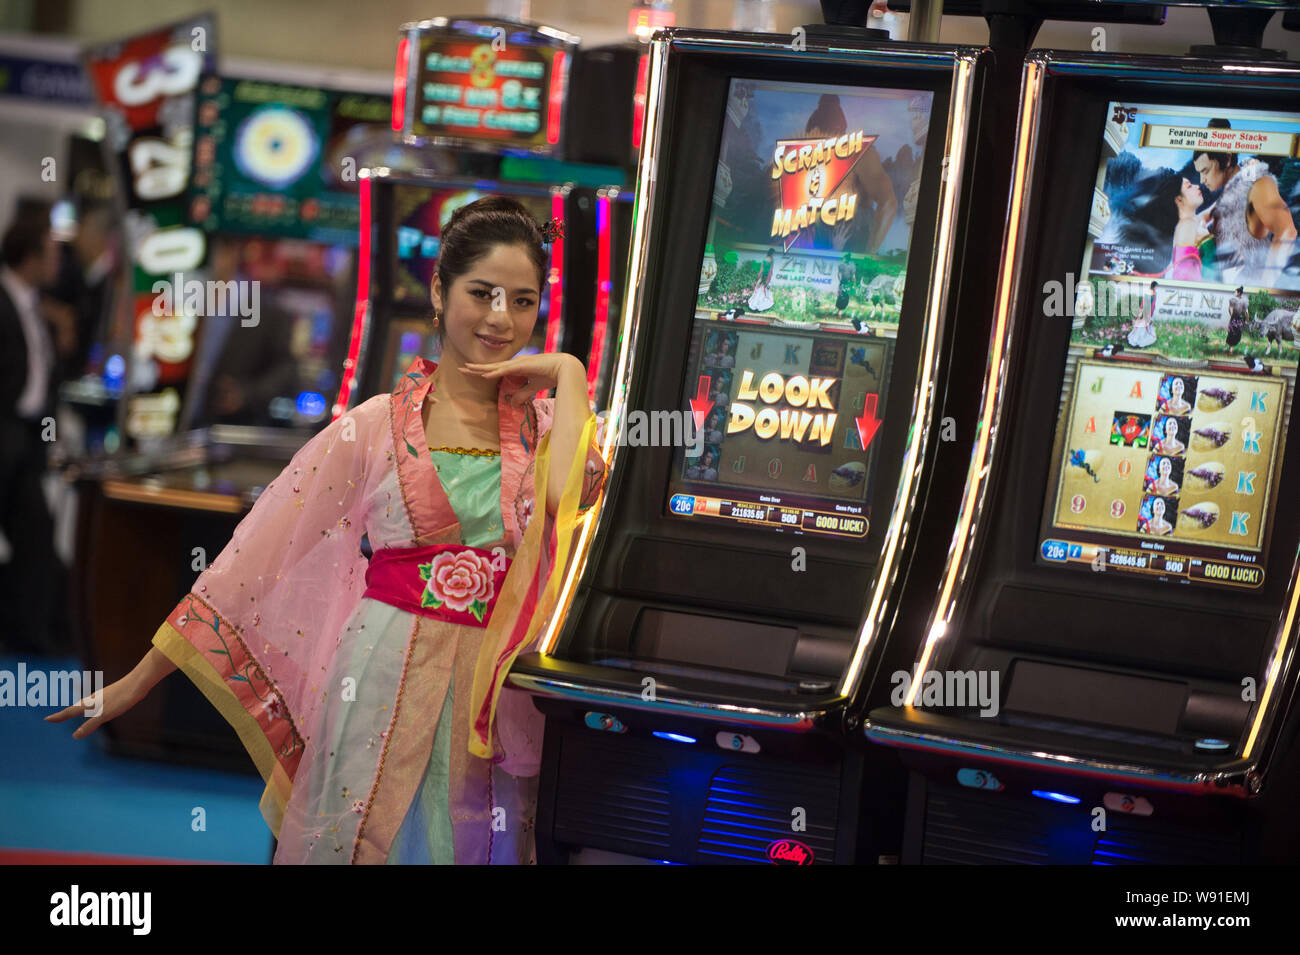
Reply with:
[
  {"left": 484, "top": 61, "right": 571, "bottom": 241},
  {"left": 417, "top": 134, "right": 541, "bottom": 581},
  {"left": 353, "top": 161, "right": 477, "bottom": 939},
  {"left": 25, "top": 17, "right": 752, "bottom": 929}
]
[
  {"left": 1159, "top": 457, "right": 1172, "bottom": 478},
  {"left": 1153, "top": 499, "right": 1165, "bottom": 518},
  {"left": 1166, "top": 418, "right": 1179, "bottom": 438},
  {"left": 431, "top": 243, "right": 541, "bottom": 365},
  {"left": 1178, "top": 178, "right": 1204, "bottom": 211}
]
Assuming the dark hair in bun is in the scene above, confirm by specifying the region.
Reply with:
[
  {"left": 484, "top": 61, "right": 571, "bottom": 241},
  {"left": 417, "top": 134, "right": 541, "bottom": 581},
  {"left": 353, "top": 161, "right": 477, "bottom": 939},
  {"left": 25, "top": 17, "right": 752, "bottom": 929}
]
[{"left": 436, "top": 195, "right": 549, "bottom": 306}]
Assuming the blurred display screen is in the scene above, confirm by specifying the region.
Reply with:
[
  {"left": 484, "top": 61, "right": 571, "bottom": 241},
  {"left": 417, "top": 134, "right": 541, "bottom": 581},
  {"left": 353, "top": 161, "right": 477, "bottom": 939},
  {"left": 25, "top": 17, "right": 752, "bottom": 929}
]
[{"left": 188, "top": 74, "right": 391, "bottom": 244}]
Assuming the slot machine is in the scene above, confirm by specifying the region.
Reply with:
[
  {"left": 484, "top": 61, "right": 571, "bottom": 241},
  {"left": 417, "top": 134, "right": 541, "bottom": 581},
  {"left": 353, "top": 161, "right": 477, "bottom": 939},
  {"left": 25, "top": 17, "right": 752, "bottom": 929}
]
[
  {"left": 867, "top": 47, "right": 1300, "bottom": 864},
  {"left": 508, "top": 27, "right": 994, "bottom": 864}
]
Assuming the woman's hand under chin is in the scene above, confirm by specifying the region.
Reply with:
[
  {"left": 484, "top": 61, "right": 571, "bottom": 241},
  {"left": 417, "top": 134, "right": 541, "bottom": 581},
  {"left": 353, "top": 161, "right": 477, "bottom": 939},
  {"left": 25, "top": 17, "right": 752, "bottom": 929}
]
[{"left": 461, "top": 353, "right": 583, "bottom": 407}]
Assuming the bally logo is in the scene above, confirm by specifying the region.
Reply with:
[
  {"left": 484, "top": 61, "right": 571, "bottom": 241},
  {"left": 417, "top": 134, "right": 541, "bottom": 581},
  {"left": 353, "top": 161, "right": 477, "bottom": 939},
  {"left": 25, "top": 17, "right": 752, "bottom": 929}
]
[{"left": 766, "top": 839, "right": 814, "bottom": 865}]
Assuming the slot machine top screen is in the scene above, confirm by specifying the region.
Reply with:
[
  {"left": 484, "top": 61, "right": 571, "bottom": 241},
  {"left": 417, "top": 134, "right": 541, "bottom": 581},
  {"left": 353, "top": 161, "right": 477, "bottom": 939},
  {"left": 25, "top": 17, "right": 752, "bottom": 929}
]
[
  {"left": 666, "top": 78, "right": 934, "bottom": 541},
  {"left": 404, "top": 24, "right": 570, "bottom": 154},
  {"left": 1039, "top": 101, "right": 1300, "bottom": 589}
]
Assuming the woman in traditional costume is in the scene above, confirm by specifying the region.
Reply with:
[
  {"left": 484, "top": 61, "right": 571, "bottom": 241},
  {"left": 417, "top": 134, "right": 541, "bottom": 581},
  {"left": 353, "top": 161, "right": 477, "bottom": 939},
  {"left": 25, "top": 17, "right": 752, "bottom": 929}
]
[
  {"left": 747, "top": 248, "right": 776, "bottom": 312},
  {"left": 1128, "top": 280, "right": 1159, "bottom": 349},
  {"left": 49, "top": 197, "right": 608, "bottom": 864},
  {"left": 1122, "top": 173, "right": 1214, "bottom": 286}
]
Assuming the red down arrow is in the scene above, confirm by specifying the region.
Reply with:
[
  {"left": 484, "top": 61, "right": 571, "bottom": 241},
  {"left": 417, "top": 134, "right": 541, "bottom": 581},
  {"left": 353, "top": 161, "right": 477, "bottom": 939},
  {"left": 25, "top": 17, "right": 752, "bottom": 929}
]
[
  {"left": 855, "top": 393, "right": 882, "bottom": 451},
  {"left": 689, "top": 375, "right": 714, "bottom": 431}
]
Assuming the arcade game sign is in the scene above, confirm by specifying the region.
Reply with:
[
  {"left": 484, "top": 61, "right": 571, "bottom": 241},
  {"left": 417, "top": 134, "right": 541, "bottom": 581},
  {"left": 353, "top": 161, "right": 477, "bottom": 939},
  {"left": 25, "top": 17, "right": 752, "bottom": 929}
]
[
  {"left": 82, "top": 14, "right": 217, "bottom": 440},
  {"left": 187, "top": 75, "right": 392, "bottom": 245},
  {"left": 392, "top": 18, "right": 577, "bottom": 155}
]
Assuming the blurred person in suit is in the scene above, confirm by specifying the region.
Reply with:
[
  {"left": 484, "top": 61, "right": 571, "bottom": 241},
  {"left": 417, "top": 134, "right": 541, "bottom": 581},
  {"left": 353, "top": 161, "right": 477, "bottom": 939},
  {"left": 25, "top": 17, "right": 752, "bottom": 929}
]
[
  {"left": 46, "top": 201, "right": 118, "bottom": 378},
  {"left": 0, "top": 209, "right": 65, "bottom": 653},
  {"left": 179, "top": 236, "right": 298, "bottom": 431}
]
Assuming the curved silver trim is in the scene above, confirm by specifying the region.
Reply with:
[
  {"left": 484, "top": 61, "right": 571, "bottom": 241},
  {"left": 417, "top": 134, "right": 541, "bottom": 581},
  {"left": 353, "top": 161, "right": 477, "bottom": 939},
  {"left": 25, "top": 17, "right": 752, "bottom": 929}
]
[
  {"left": 508, "top": 671, "right": 823, "bottom": 730},
  {"left": 841, "top": 49, "right": 983, "bottom": 701},
  {"left": 865, "top": 721, "right": 1250, "bottom": 796},
  {"left": 901, "top": 55, "right": 1051, "bottom": 704},
  {"left": 533, "top": 33, "right": 670, "bottom": 655}
]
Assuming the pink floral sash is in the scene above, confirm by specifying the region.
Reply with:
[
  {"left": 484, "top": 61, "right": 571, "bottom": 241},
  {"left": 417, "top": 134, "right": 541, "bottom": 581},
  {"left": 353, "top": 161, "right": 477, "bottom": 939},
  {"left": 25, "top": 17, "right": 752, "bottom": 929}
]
[{"left": 364, "top": 543, "right": 510, "bottom": 627}]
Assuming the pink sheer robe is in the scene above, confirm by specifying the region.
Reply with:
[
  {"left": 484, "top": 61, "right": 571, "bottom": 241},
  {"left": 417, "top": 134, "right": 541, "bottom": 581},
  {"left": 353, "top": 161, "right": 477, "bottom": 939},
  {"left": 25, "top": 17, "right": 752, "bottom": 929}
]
[
  {"left": 1169, "top": 244, "right": 1203, "bottom": 281},
  {"left": 151, "top": 357, "right": 606, "bottom": 863}
]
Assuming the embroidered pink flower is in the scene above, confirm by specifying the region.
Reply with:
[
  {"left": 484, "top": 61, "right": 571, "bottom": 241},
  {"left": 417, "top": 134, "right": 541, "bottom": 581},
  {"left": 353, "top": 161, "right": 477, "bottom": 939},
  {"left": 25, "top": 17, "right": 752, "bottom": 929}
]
[
  {"left": 266, "top": 695, "right": 285, "bottom": 722},
  {"left": 418, "top": 549, "right": 495, "bottom": 621},
  {"left": 352, "top": 800, "right": 365, "bottom": 814}
]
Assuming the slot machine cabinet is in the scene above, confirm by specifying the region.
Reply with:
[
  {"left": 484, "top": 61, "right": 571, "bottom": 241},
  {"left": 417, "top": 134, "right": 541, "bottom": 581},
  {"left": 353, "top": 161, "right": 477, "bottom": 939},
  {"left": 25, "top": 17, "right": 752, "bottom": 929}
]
[
  {"left": 508, "top": 29, "right": 994, "bottom": 864},
  {"left": 564, "top": 40, "right": 646, "bottom": 175},
  {"left": 578, "top": 186, "right": 635, "bottom": 412},
  {"left": 867, "top": 50, "right": 1300, "bottom": 864}
]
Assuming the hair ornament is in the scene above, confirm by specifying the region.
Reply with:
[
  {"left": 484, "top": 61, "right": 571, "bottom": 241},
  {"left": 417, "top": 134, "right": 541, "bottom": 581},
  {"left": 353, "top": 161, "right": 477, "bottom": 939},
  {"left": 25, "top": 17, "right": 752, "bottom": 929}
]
[{"left": 540, "top": 217, "right": 564, "bottom": 243}]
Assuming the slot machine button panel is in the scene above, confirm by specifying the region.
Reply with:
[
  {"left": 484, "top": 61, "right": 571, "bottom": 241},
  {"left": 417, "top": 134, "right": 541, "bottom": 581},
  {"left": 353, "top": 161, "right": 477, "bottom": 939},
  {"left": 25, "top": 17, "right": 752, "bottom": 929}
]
[
  {"left": 717, "top": 732, "right": 760, "bottom": 754},
  {"left": 584, "top": 712, "right": 628, "bottom": 733},
  {"left": 956, "top": 767, "right": 1003, "bottom": 791},
  {"left": 1103, "top": 792, "right": 1154, "bottom": 817}
]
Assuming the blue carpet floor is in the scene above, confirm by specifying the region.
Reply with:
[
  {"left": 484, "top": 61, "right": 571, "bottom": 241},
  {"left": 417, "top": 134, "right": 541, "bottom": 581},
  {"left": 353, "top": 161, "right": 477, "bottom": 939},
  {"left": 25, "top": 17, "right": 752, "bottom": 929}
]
[{"left": 0, "top": 653, "right": 274, "bottom": 863}]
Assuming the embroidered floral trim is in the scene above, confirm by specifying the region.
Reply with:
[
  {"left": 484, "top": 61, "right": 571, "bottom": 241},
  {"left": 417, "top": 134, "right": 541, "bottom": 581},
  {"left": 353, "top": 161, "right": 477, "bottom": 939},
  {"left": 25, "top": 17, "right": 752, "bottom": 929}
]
[
  {"left": 170, "top": 592, "right": 306, "bottom": 766},
  {"left": 393, "top": 369, "right": 428, "bottom": 458}
]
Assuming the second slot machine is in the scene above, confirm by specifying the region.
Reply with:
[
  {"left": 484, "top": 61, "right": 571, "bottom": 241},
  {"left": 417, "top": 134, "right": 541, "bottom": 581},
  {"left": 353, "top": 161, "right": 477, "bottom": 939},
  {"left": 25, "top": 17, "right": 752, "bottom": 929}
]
[
  {"left": 509, "top": 27, "right": 995, "bottom": 864},
  {"left": 868, "top": 49, "right": 1300, "bottom": 864}
]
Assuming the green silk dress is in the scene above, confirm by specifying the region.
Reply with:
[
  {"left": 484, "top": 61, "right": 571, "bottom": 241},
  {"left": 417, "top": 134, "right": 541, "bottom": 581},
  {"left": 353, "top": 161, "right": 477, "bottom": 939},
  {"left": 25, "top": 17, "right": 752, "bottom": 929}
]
[{"left": 385, "top": 449, "right": 503, "bottom": 864}]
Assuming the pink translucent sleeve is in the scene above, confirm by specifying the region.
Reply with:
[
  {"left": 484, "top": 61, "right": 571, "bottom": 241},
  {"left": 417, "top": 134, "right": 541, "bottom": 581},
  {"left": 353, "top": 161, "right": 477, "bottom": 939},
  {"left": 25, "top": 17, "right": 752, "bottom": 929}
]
[{"left": 156, "top": 396, "right": 387, "bottom": 784}]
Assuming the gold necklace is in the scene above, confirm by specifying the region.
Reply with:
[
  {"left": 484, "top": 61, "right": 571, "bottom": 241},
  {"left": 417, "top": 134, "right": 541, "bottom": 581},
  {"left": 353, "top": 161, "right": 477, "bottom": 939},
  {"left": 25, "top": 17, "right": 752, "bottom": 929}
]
[{"left": 428, "top": 446, "right": 500, "bottom": 456}]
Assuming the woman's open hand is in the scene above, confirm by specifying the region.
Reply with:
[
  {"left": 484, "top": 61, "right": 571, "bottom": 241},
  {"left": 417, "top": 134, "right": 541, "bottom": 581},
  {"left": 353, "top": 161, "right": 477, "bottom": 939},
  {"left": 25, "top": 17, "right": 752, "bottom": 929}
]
[
  {"left": 45, "top": 669, "right": 155, "bottom": 739},
  {"left": 461, "top": 353, "right": 582, "bottom": 407}
]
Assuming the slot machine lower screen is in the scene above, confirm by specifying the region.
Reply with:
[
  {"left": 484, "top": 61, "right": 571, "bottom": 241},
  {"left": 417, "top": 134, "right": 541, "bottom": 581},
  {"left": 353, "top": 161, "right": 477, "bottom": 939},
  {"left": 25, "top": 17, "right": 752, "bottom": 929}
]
[
  {"left": 665, "top": 77, "right": 934, "bottom": 541},
  {"left": 1038, "top": 100, "right": 1300, "bottom": 589}
]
